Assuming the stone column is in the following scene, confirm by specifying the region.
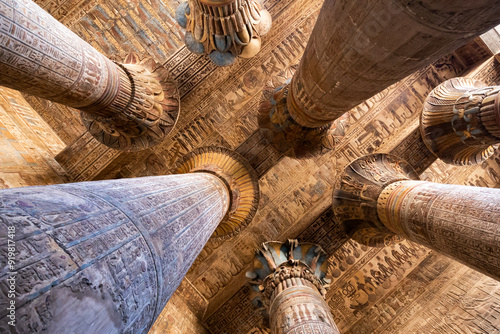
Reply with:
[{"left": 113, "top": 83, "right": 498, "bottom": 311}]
[
  {"left": 0, "top": 147, "right": 259, "bottom": 333},
  {"left": 248, "top": 240, "right": 340, "bottom": 334},
  {"left": 420, "top": 77, "right": 500, "bottom": 165},
  {"left": 332, "top": 153, "right": 500, "bottom": 282},
  {"left": 175, "top": 0, "right": 272, "bottom": 66},
  {"left": 259, "top": 0, "right": 500, "bottom": 158},
  {"left": 0, "top": 0, "right": 180, "bottom": 151}
]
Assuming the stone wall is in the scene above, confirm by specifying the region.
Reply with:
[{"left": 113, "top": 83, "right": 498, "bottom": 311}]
[{"left": 0, "top": 87, "right": 68, "bottom": 188}]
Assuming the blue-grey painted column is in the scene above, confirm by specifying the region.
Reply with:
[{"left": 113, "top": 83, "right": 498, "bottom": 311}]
[
  {"left": 0, "top": 173, "right": 229, "bottom": 333},
  {"left": 248, "top": 240, "right": 340, "bottom": 334}
]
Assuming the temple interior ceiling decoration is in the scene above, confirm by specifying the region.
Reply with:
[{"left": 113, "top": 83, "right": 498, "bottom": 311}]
[{"left": 1, "top": 0, "right": 500, "bottom": 333}]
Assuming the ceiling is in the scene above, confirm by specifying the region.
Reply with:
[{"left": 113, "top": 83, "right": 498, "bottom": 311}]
[{"left": 26, "top": 0, "right": 500, "bottom": 332}]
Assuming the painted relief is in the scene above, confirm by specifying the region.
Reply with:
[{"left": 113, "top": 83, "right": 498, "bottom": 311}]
[{"left": 1, "top": 0, "right": 500, "bottom": 333}]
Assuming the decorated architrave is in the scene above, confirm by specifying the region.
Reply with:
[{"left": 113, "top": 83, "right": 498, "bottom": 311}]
[
  {"left": 0, "top": 0, "right": 180, "bottom": 151},
  {"left": 248, "top": 240, "right": 340, "bottom": 334},
  {"left": 420, "top": 77, "right": 500, "bottom": 165},
  {"left": 258, "top": 0, "right": 500, "bottom": 158},
  {"left": 175, "top": 0, "right": 272, "bottom": 66},
  {"left": 0, "top": 147, "right": 258, "bottom": 333},
  {"left": 333, "top": 153, "right": 500, "bottom": 281}
]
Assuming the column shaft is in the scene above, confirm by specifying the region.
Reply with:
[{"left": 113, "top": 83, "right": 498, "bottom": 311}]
[
  {"left": 0, "top": 173, "right": 229, "bottom": 333},
  {"left": 249, "top": 240, "right": 340, "bottom": 334},
  {"left": 0, "top": 0, "right": 113, "bottom": 110},
  {"left": 290, "top": 0, "right": 500, "bottom": 127},
  {"left": 259, "top": 0, "right": 500, "bottom": 158},
  {"left": 378, "top": 180, "right": 500, "bottom": 281},
  {"left": 334, "top": 154, "right": 500, "bottom": 281},
  {"left": 269, "top": 278, "right": 339, "bottom": 334},
  {"left": 0, "top": 0, "right": 180, "bottom": 151}
]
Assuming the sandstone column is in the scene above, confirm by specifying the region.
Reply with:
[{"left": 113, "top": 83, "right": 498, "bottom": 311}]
[
  {"left": 248, "top": 240, "right": 340, "bottom": 334},
  {"left": 175, "top": 0, "right": 272, "bottom": 66},
  {"left": 0, "top": 147, "right": 259, "bottom": 333},
  {"left": 420, "top": 77, "right": 500, "bottom": 165},
  {"left": 332, "top": 153, "right": 500, "bottom": 282},
  {"left": 0, "top": 0, "right": 180, "bottom": 151},
  {"left": 259, "top": 0, "right": 500, "bottom": 158}
]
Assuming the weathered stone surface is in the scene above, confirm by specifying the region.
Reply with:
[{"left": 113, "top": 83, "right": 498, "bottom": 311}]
[
  {"left": 257, "top": 73, "right": 349, "bottom": 158},
  {"left": 0, "top": 173, "right": 229, "bottom": 333},
  {"left": 176, "top": 0, "right": 272, "bottom": 66},
  {"left": 149, "top": 285, "right": 209, "bottom": 334},
  {"left": 175, "top": 146, "right": 260, "bottom": 241},
  {"left": 193, "top": 42, "right": 484, "bottom": 334},
  {"left": 378, "top": 179, "right": 500, "bottom": 281},
  {"left": 0, "top": 0, "right": 180, "bottom": 151},
  {"left": 293, "top": 0, "right": 500, "bottom": 126},
  {"left": 0, "top": 86, "right": 68, "bottom": 188},
  {"left": 333, "top": 153, "right": 500, "bottom": 282},
  {"left": 421, "top": 77, "right": 500, "bottom": 165},
  {"left": 0, "top": 0, "right": 500, "bottom": 333},
  {"left": 344, "top": 251, "right": 500, "bottom": 333},
  {"left": 259, "top": 0, "right": 500, "bottom": 157},
  {"left": 332, "top": 154, "right": 418, "bottom": 247},
  {"left": 249, "top": 240, "right": 340, "bottom": 334}
]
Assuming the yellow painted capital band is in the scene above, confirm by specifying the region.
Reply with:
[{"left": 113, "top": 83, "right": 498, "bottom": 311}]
[{"left": 377, "top": 180, "right": 425, "bottom": 238}]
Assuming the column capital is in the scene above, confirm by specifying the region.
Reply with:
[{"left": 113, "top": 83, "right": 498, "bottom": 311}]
[
  {"left": 420, "top": 77, "right": 500, "bottom": 165},
  {"left": 175, "top": 146, "right": 260, "bottom": 240},
  {"left": 248, "top": 240, "right": 330, "bottom": 306},
  {"left": 334, "top": 153, "right": 500, "bottom": 281},
  {"left": 257, "top": 0, "right": 500, "bottom": 158},
  {"left": 81, "top": 59, "right": 180, "bottom": 151},
  {"left": 248, "top": 240, "right": 340, "bottom": 334},
  {"left": 332, "top": 154, "right": 419, "bottom": 247},
  {"left": 0, "top": 0, "right": 180, "bottom": 152}
]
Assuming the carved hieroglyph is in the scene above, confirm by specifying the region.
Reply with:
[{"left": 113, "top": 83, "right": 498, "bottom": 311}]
[
  {"left": 377, "top": 180, "right": 500, "bottom": 281},
  {"left": 259, "top": 0, "right": 500, "bottom": 157},
  {"left": 248, "top": 240, "right": 340, "bottom": 334},
  {"left": 420, "top": 77, "right": 500, "bottom": 165},
  {"left": 333, "top": 153, "right": 500, "bottom": 282},
  {"left": 0, "top": 173, "right": 229, "bottom": 333},
  {"left": 0, "top": 0, "right": 180, "bottom": 151},
  {"left": 0, "top": 146, "right": 261, "bottom": 333},
  {"left": 175, "top": 146, "right": 260, "bottom": 241},
  {"left": 258, "top": 75, "right": 350, "bottom": 158},
  {"left": 175, "top": 0, "right": 272, "bottom": 66},
  {"left": 332, "top": 154, "right": 419, "bottom": 247}
]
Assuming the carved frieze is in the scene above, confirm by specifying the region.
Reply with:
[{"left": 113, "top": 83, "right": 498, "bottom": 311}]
[
  {"left": 420, "top": 77, "right": 500, "bottom": 165},
  {"left": 248, "top": 240, "right": 340, "bottom": 334}
]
